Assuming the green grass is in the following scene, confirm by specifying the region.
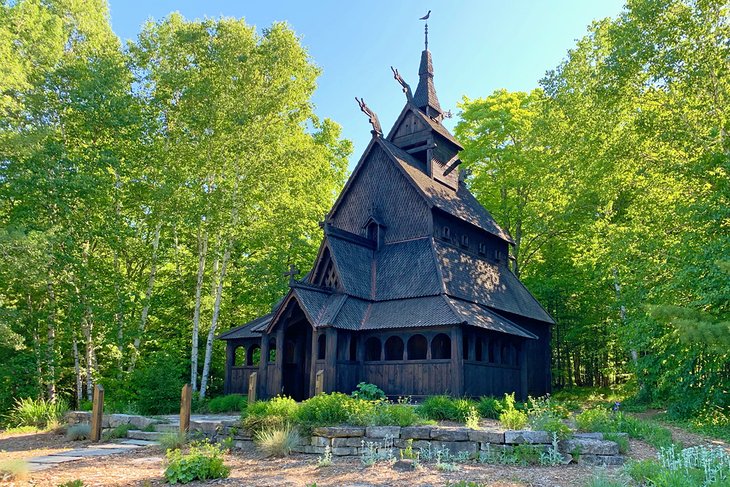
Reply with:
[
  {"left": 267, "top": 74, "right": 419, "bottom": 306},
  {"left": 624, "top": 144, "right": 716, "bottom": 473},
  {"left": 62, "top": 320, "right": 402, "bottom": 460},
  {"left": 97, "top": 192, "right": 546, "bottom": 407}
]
[
  {"left": 254, "top": 426, "right": 300, "bottom": 457},
  {"left": 4, "top": 397, "right": 68, "bottom": 429},
  {"left": 575, "top": 407, "right": 673, "bottom": 448},
  {"left": 208, "top": 394, "right": 247, "bottom": 414}
]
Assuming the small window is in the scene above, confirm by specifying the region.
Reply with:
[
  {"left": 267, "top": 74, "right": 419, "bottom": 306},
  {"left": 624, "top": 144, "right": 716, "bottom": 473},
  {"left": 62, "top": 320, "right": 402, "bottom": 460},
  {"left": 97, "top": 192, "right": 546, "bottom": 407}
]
[
  {"left": 460, "top": 234, "right": 469, "bottom": 248},
  {"left": 366, "top": 222, "right": 378, "bottom": 241},
  {"left": 442, "top": 226, "right": 451, "bottom": 241},
  {"left": 349, "top": 336, "right": 358, "bottom": 361},
  {"left": 365, "top": 337, "right": 381, "bottom": 361},
  {"left": 268, "top": 338, "right": 276, "bottom": 363},
  {"left": 478, "top": 243, "right": 486, "bottom": 255},
  {"left": 249, "top": 345, "right": 261, "bottom": 366},
  {"left": 234, "top": 346, "right": 246, "bottom": 366},
  {"left": 384, "top": 336, "right": 404, "bottom": 360},
  {"left": 317, "top": 334, "right": 326, "bottom": 360},
  {"left": 431, "top": 333, "right": 451, "bottom": 359},
  {"left": 407, "top": 335, "right": 427, "bottom": 360}
]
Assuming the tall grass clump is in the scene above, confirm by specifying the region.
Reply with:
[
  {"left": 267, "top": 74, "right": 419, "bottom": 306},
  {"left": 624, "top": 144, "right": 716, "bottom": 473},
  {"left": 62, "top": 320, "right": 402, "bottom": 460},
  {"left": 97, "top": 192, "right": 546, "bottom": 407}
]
[
  {"left": 0, "top": 460, "right": 29, "bottom": 482},
  {"left": 476, "top": 396, "right": 504, "bottom": 419},
  {"left": 416, "top": 395, "right": 459, "bottom": 421},
  {"left": 159, "top": 431, "right": 187, "bottom": 451},
  {"left": 254, "top": 426, "right": 301, "bottom": 457},
  {"left": 242, "top": 396, "right": 298, "bottom": 433},
  {"left": 5, "top": 397, "right": 68, "bottom": 429}
]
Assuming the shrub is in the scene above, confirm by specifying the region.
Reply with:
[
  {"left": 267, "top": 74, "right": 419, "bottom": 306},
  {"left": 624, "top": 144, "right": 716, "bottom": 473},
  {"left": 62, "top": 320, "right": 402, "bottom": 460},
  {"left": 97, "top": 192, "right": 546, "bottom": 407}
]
[
  {"left": 66, "top": 423, "right": 91, "bottom": 441},
  {"left": 370, "top": 403, "right": 419, "bottom": 427},
  {"left": 499, "top": 393, "right": 528, "bottom": 429},
  {"left": 5, "top": 397, "right": 68, "bottom": 429},
  {"left": 0, "top": 460, "right": 28, "bottom": 482},
  {"left": 159, "top": 431, "right": 187, "bottom": 451},
  {"left": 208, "top": 394, "right": 247, "bottom": 414},
  {"left": 164, "top": 442, "right": 229, "bottom": 484},
  {"left": 296, "top": 393, "right": 355, "bottom": 427},
  {"left": 254, "top": 426, "right": 301, "bottom": 457},
  {"left": 416, "top": 395, "right": 459, "bottom": 421},
  {"left": 576, "top": 407, "right": 613, "bottom": 432},
  {"left": 129, "top": 353, "right": 185, "bottom": 415},
  {"left": 576, "top": 408, "right": 673, "bottom": 448},
  {"left": 243, "top": 396, "right": 299, "bottom": 433},
  {"left": 476, "top": 396, "right": 503, "bottom": 419},
  {"left": 351, "top": 382, "right": 385, "bottom": 401},
  {"left": 453, "top": 398, "right": 478, "bottom": 423},
  {"left": 527, "top": 395, "right": 571, "bottom": 440}
]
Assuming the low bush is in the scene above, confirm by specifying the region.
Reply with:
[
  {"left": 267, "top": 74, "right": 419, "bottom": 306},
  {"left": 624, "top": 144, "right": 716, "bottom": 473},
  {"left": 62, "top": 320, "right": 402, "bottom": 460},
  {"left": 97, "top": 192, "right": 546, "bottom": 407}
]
[
  {"left": 476, "top": 396, "right": 503, "bottom": 419},
  {"left": 453, "top": 398, "right": 478, "bottom": 423},
  {"left": 254, "top": 426, "right": 300, "bottom": 457},
  {"left": 370, "top": 402, "right": 420, "bottom": 427},
  {"left": 351, "top": 382, "right": 385, "bottom": 401},
  {"left": 5, "top": 397, "right": 68, "bottom": 429},
  {"left": 66, "top": 423, "right": 91, "bottom": 441},
  {"left": 164, "top": 442, "right": 229, "bottom": 484},
  {"left": 243, "top": 396, "right": 299, "bottom": 433},
  {"left": 295, "top": 393, "right": 355, "bottom": 427},
  {"left": 576, "top": 407, "right": 673, "bottom": 448},
  {"left": 159, "top": 431, "right": 187, "bottom": 451},
  {"left": 527, "top": 395, "right": 571, "bottom": 440},
  {"left": 208, "top": 394, "right": 247, "bottom": 414},
  {"left": 499, "top": 393, "right": 528, "bottom": 430}
]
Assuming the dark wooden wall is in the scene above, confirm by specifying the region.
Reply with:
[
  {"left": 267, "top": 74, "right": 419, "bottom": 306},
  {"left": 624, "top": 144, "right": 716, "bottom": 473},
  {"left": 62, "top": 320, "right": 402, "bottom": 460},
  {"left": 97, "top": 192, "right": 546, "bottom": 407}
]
[{"left": 432, "top": 210, "right": 509, "bottom": 267}]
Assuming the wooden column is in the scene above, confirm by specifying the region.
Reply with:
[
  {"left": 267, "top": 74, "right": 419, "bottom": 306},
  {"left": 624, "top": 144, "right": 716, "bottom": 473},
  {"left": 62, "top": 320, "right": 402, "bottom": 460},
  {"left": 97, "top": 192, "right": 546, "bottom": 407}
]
[
  {"left": 274, "top": 328, "right": 285, "bottom": 395},
  {"left": 180, "top": 383, "right": 192, "bottom": 433},
  {"left": 467, "top": 331, "right": 476, "bottom": 361},
  {"left": 224, "top": 342, "right": 235, "bottom": 394},
  {"left": 90, "top": 384, "right": 104, "bottom": 442},
  {"left": 309, "top": 330, "right": 320, "bottom": 397},
  {"left": 325, "top": 327, "right": 337, "bottom": 392},
  {"left": 248, "top": 372, "right": 258, "bottom": 403},
  {"left": 257, "top": 335, "right": 269, "bottom": 399},
  {"left": 315, "top": 369, "right": 324, "bottom": 395},
  {"left": 451, "top": 326, "right": 464, "bottom": 396}
]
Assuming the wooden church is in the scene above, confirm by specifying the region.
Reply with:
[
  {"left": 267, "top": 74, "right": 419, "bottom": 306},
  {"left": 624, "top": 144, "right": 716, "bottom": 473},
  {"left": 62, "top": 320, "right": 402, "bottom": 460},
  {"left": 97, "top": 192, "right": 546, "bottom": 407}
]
[{"left": 220, "top": 25, "right": 554, "bottom": 401}]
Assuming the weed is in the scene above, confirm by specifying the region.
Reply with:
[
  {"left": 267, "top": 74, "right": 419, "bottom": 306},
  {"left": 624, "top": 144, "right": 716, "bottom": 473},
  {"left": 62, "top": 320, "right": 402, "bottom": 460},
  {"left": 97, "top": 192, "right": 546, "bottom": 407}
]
[
  {"left": 513, "top": 444, "right": 542, "bottom": 466},
  {"left": 539, "top": 433, "right": 565, "bottom": 466},
  {"left": 164, "top": 441, "right": 229, "bottom": 484},
  {"left": 66, "top": 423, "right": 91, "bottom": 441},
  {"left": 254, "top": 426, "right": 300, "bottom": 457},
  {"left": 316, "top": 445, "right": 332, "bottom": 467},
  {"left": 360, "top": 435, "right": 395, "bottom": 466},
  {"left": 499, "top": 393, "right": 528, "bottom": 429},
  {"left": 103, "top": 423, "right": 134, "bottom": 440},
  {"left": 159, "top": 431, "right": 187, "bottom": 451},
  {"left": 464, "top": 405, "right": 481, "bottom": 430},
  {"left": 351, "top": 382, "right": 385, "bottom": 401}
]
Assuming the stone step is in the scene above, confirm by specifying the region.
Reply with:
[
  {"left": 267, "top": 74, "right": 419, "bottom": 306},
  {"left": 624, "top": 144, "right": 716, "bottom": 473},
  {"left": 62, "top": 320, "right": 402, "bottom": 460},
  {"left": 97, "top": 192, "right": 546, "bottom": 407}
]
[
  {"left": 153, "top": 423, "right": 179, "bottom": 433},
  {"left": 120, "top": 438, "right": 159, "bottom": 446},
  {"left": 127, "top": 430, "right": 164, "bottom": 441}
]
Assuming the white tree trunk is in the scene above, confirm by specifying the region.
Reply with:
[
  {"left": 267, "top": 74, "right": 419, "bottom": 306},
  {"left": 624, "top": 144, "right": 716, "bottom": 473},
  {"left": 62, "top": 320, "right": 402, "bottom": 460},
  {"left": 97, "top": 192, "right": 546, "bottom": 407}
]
[
  {"left": 191, "top": 228, "right": 208, "bottom": 392},
  {"left": 73, "top": 336, "right": 82, "bottom": 405},
  {"left": 129, "top": 223, "right": 161, "bottom": 372},
  {"left": 45, "top": 280, "right": 57, "bottom": 401},
  {"left": 199, "top": 244, "right": 230, "bottom": 399}
]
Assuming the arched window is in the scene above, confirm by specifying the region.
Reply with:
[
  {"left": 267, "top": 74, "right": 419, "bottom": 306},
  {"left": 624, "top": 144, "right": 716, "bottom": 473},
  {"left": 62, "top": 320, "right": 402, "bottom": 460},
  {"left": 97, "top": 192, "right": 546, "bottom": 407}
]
[
  {"left": 461, "top": 234, "right": 469, "bottom": 248},
  {"left": 349, "top": 336, "right": 358, "bottom": 361},
  {"left": 365, "top": 337, "right": 381, "bottom": 361},
  {"left": 317, "top": 334, "right": 326, "bottom": 360},
  {"left": 407, "top": 335, "right": 427, "bottom": 360},
  {"left": 478, "top": 242, "right": 486, "bottom": 255},
  {"left": 384, "top": 336, "right": 404, "bottom": 360},
  {"left": 366, "top": 222, "right": 378, "bottom": 241},
  {"left": 431, "top": 333, "right": 451, "bottom": 359},
  {"left": 248, "top": 345, "right": 261, "bottom": 366},
  {"left": 442, "top": 226, "right": 451, "bottom": 241},
  {"left": 268, "top": 338, "right": 276, "bottom": 363},
  {"left": 234, "top": 346, "right": 246, "bottom": 366}
]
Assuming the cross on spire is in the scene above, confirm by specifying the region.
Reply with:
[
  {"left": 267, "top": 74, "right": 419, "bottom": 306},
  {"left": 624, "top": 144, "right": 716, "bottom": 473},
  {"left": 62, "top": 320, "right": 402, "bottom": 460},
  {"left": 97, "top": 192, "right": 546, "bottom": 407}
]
[{"left": 284, "top": 264, "right": 300, "bottom": 284}]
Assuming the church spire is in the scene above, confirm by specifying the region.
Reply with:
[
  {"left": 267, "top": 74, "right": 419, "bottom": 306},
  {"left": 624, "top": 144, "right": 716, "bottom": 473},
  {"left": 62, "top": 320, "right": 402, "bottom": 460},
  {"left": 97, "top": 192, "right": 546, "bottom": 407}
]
[{"left": 413, "top": 12, "right": 443, "bottom": 119}]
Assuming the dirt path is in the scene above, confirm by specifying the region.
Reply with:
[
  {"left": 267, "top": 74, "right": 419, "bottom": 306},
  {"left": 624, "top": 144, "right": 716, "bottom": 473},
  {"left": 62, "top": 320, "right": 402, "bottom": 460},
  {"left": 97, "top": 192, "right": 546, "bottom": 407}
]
[{"left": 633, "top": 410, "right": 729, "bottom": 451}]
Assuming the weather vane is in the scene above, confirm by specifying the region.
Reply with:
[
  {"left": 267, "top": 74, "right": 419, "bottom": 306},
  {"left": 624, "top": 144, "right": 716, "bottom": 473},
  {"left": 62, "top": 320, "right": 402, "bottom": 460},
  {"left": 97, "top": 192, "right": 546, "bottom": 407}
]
[
  {"left": 355, "top": 97, "right": 382, "bottom": 135},
  {"left": 419, "top": 10, "right": 431, "bottom": 50}
]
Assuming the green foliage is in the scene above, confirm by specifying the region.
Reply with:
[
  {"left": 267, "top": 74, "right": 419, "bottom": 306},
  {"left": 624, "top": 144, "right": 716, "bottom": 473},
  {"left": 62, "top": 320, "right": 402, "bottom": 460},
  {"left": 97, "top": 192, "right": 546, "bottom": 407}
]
[
  {"left": 127, "top": 353, "right": 185, "bottom": 415},
  {"left": 576, "top": 407, "right": 673, "bottom": 448},
  {"left": 5, "top": 397, "right": 68, "bottom": 429},
  {"left": 164, "top": 442, "right": 229, "bottom": 484},
  {"left": 626, "top": 446, "right": 730, "bottom": 487},
  {"left": 584, "top": 474, "right": 628, "bottom": 487},
  {"left": 254, "top": 426, "right": 300, "bottom": 457},
  {"left": 351, "top": 382, "right": 385, "bottom": 401},
  {"left": 416, "top": 396, "right": 460, "bottom": 421},
  {"left": 243, "top": 396, "right": 299, "bottom": 433},
  {"left": 66, "top": 424, "right": 91, "bottom": 441},
  {"left": 207, "top": 394, "right": 247, "bottom": 414},
  {"left": 369, "top": 402, "right": 420, "bottom": 427},
  {"left": 159, "top": 431, "right": 188, "bottom": 452},
  {"left": 57, "top": 481, "right": 85, "bottom": 487},
  {"left": 476, "top": 396, "right": 504, "bottom": 419},
  {"left": 603, "top": 432, "right": 629, "bottom": 454},
  {"left": 513, "top": 444, "right": 542, "bottom": 466},
  {"left": 526, "top": 395, "right": 571, "bottom": 439},
  {"left": 499, "top": 393, "right": 528, "bottom": 430},
  {"left": 103, "top": 423, "right": 135, "bottom": 441}
]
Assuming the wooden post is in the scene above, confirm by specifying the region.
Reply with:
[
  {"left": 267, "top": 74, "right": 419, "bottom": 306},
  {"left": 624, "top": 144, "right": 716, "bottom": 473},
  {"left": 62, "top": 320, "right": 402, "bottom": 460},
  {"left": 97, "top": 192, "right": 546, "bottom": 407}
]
[
  {"left": 451, "top": 326, "right": 464, "bottom": 396},
  {"left": 180, "top": 384, "right": 192, "bottom": 434},
  {"left": 325, "top": 327, "right": 337, "bottom": 392},
  {"left": 90, "top": 384, "right": 104, "bottom": 442},
  {"left": 248, "top": 372, "right": 257, "bottom": 403},
  {"left": 315, "top": 369, "right": 324, "bottom": 395}
]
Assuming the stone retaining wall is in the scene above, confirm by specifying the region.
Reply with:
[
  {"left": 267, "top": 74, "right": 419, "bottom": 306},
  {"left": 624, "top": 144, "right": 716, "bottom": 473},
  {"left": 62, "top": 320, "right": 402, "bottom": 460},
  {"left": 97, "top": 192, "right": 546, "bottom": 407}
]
[{"left": 64, "top": 412, "right": 625, "bottom": 466}]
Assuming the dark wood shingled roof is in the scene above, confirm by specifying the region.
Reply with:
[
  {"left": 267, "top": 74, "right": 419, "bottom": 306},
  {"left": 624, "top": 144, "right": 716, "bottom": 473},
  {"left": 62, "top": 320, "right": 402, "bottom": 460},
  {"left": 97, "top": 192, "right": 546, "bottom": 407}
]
[{"left": 220, "top": 41, "right": 554, "bottom": 342}]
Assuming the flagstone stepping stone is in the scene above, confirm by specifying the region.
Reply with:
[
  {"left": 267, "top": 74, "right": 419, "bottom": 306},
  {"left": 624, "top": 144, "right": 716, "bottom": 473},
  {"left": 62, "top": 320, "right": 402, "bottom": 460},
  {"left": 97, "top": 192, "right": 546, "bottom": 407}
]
[
  {"left": 97, "top": 443, "right": 142, "bottom": 450},
  {"left": 120, "top": 439, "right": 158, "bottom": 446},
  {"left": 27, "top": 455, "right": 83, "bottom": 464},
  {"left": 57, "top": 448, "right": 126, "bottom": 457},
  {"left": 27, "top": 463, "right": 56, "bottom": 472}
]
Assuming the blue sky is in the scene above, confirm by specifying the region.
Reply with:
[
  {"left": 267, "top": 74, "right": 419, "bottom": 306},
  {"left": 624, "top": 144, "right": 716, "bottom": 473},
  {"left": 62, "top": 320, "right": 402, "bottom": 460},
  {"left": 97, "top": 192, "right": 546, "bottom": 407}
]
[{"left": 108, "top": 1, "right": 626, "bottom": 167}]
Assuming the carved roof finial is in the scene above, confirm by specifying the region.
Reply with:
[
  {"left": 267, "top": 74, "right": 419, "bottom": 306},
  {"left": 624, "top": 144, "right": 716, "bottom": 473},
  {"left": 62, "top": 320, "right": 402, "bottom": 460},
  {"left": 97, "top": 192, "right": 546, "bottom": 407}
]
[
  {"left": 391, "top": 66, "right": 413, "bottom": 102},
  {"left": 355, "top": 97, "right": 382, "bottom": 136}
]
